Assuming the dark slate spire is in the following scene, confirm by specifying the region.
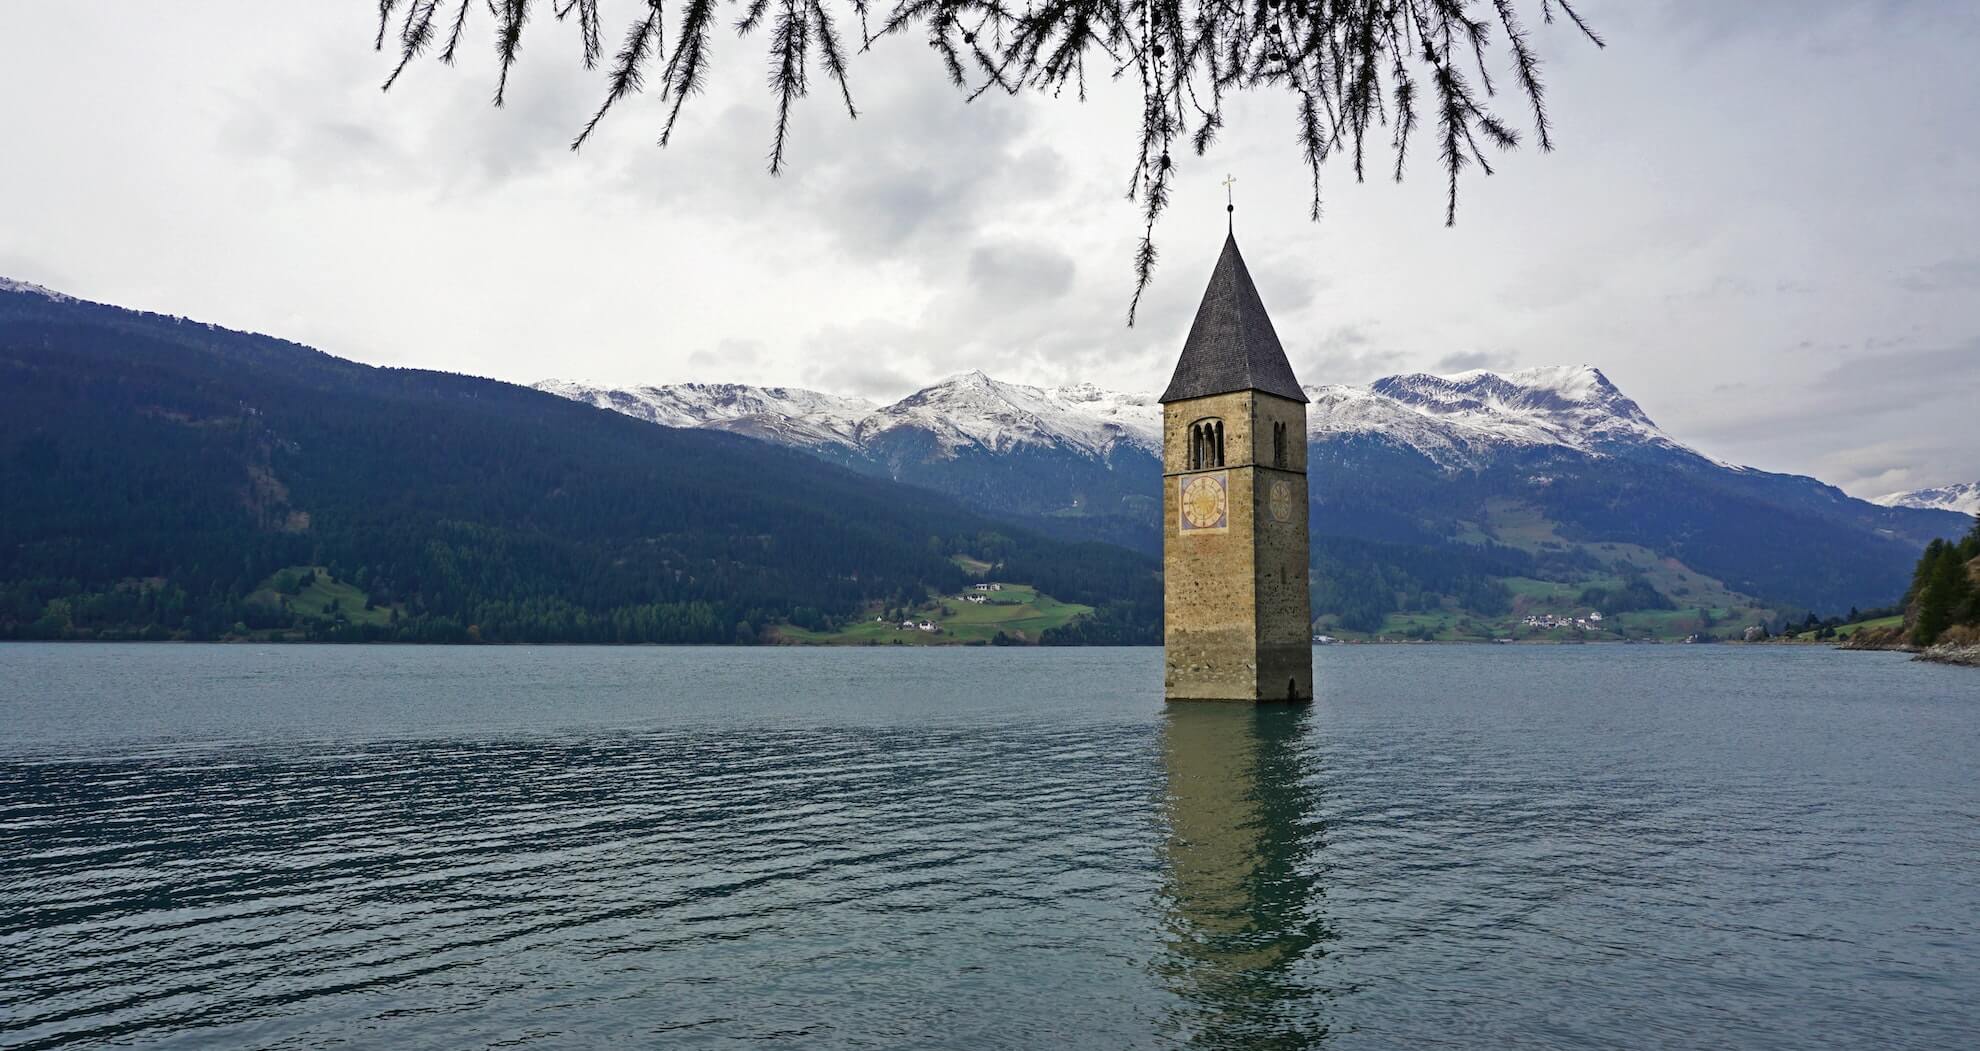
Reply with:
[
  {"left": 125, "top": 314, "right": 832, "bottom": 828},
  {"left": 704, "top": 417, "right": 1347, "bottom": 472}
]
[{"left": 1159, "top": 233, "right": 1308, "bottom": 404}]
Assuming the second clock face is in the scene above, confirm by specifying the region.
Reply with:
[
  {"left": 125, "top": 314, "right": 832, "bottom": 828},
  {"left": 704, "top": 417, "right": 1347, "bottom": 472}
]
[
  {"left": 1269, "top": 479, "right": 1295, "bottom": 523},
  {"left": 1180, "top": 472, "right": 1228, "bottom": 531}
]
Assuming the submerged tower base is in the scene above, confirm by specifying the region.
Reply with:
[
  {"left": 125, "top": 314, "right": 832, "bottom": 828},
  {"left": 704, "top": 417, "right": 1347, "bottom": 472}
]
[{"left": 1159, "top": 233, "right": 1313, "bottom": 704}]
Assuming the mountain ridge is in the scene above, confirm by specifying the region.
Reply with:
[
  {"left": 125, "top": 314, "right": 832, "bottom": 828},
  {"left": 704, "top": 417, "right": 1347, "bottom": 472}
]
[
  {"left": 0, "top": 281, "right": 1161, "bottom": 644},
  {"left": 1875, "top": 481, "right": 1980, "bottom": 518},
  {"left": 538, "top": 370, "right": 1162, "bottom": 460},
  {"left": 539, "top": 365, "right": 1971, "bottom": 617},
  {"left": 535, "top": 363, "right": 1741, "bottom": 474},
  {"left": 6, "top": 274, "right": 1965, "bottom": 641}
]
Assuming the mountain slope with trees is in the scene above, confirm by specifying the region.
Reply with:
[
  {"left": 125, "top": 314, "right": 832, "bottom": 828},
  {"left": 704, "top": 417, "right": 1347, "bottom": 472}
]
[
  {"left": 1844, "top": 522, "right": 1980, "bottom": 663},
  {"left": 0, "top": 284, "right": 1157, "bottom": 643},
  {"left": 546, "top": 369, "right": 1972, "bottom": 628}
]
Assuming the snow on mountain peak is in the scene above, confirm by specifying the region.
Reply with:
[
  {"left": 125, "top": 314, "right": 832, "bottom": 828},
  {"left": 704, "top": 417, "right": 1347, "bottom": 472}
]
[
  {"left": 1346, "top": 364, "right": 1695, "bottom": 467},
  {"left": 1374, "top": 364, "right": 1648, "bottom": 424},
  {"left": 882, "top": 371, "right": 1159, "bottom": 455},
  {"left": 1495, "top": 364, "right": 1616, "bottom": 402},
  {"left": 536, "top": 364, "right": 1724, "bottom": 472},
  {"left": 0, "top": 277, "right": 72, "bottom": 302},
  {"left": 531, "top": 379, "right": 876, "bottom": 449},
  {"left": 1873, "top": 481, "right": 1980, "bottom": 517}
]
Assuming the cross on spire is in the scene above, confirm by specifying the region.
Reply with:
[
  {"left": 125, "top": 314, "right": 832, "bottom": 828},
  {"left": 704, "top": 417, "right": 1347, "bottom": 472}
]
[{"left": 1221, "top": 173, "right": 1237, "bottom": 231}]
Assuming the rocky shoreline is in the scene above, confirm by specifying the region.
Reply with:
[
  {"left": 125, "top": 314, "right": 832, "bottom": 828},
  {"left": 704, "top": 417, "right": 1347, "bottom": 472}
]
[
  {"left": 1918, "top": 643, "right": 1980, "bottom": 668},
  {"left": 1837, "top": 627, "right": 1980, "bottom": 667}
]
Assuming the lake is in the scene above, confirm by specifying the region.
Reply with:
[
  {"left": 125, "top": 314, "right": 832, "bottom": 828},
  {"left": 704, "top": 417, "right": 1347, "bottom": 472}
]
[{"left": 2, "top": 644, "right": 1976, "bottom": 1048}]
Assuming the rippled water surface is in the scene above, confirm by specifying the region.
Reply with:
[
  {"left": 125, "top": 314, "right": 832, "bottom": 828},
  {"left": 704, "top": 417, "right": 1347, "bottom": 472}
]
[{"left": 3, "top": 644, "right": 1977, "bottom": 1048}]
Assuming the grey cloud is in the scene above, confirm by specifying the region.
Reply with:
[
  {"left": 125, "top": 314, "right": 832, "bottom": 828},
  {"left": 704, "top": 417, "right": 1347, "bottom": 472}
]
[
  {"left": 9, "top": 2, "right": 1980, "bottom": 498},
  {"left": 804, "top": 359, "right": 920, "bottom": 402},
  {"left": 1811, "top": 343, "right": 1980, "bottom": 420},
  {"left": 1693, "top": 341, "right": 1980, "bottom": 440},
  {"left": 1650, "top": 0, "right": 1942, "bottom": 49},
  {"left": 1897, "top": 257, "right": 1980, "bottom": 293},
  {"left": 1433, "top": 349, "right": 1515, "bottom": 374},
  {"left": 1247, "top": 243, "right": 1324, "bottom": 316},
  {"left": 1813, "top": 437, "right": 1950, "bottom": 499},
  {"left": 0, "top": 253, "right": 75, "bottom": 288},
  {"left": 1297, "top": 325, "right": 1407, "bottom": 385},
  {"left": 613, "top": 57, "right": 1062, "bottom": 268},
  {"left": 966, "top": 242, "right": 1075, "bottom": 303},
  {"left": 1687, "top": 338, "right": 1980, "bottom": 492},
  {"left": 1661, "top": 275, "right": 1758, "bottom": 305},
  {"left": 797, "top": 321, "right": 938, "bottom": 400},
  {"left": 688, "top": 338, "right": 767, "bottom": 372},
  {"left": 212, "top": 25, "right": 605, "bottom": 194}
]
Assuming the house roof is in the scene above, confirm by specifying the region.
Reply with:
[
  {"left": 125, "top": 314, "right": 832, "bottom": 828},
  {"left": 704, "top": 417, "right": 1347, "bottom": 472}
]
[{"left": 1159, "top": 233, "right": 1307, "bottom": 404}]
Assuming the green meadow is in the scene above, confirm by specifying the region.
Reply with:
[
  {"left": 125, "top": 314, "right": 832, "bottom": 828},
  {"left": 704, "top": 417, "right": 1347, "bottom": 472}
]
[
  {"left": 247, "top": 567, "right": 394, "bottom": 629},
  {"left": 776, "top": 583, "right": 1091, "bottom": 645}
]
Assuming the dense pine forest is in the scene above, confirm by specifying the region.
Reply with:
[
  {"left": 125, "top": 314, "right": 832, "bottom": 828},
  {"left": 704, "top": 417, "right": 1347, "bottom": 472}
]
[{"left": 0, "top": 288, "right": 1158, "bottom": 644}]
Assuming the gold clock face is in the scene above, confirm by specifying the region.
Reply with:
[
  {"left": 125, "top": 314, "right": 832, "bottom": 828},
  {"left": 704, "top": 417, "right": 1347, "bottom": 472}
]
[
  {"left": 1181, "top": 473, "right": 1227, "bottom": 530},
  {"left": 1269, "top": 479, "right": 1294, "bottom": 523}
]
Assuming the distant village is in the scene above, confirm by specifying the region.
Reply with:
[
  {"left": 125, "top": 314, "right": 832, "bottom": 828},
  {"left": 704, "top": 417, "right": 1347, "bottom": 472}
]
[
  {"left": 1522, "top": 610, "right": 1605, "bottom": 631},
  {"left": 878, "top": 582, "right": 1005, "bottom": 635},
  {"left": 1314, "top": 609, "right": 1613, "bottom": 644}
]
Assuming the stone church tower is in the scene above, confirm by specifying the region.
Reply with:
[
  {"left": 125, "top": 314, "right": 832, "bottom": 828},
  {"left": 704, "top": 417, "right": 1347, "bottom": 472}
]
[{"left": 1160, "top": 233, "right": 1312, "bottom": 702}]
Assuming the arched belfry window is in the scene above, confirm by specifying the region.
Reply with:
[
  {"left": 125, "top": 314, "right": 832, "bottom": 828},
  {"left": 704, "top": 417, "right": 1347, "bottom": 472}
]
[
  {"left": 1273, "top": 421, "right": 1288, "bottom": 468},
  {"left": 1189, "top": 419, "right": 1225, "bottom": 470}
]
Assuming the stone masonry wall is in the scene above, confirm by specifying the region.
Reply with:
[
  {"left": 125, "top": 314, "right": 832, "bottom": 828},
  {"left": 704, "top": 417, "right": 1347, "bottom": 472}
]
[
  {"left": 1164, "top": 393, "right": 1258, "bottom": 700},
  {"left": 1163, "top": 391, "right": 1313, "bottom": 701},
  {"left": 1249, "top": 392, "right": 1313, "bottom": 701}
]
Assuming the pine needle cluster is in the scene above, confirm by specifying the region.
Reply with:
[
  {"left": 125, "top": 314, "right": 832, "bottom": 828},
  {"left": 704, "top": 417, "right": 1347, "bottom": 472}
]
[{"left": 375, "top": 0, "right": 1602, "bottom": 321}]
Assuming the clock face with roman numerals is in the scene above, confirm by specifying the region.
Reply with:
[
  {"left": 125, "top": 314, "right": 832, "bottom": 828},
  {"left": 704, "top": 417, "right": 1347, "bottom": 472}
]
[{"left": 1180, "top": 472, "right": 1228, "bottom": 531}]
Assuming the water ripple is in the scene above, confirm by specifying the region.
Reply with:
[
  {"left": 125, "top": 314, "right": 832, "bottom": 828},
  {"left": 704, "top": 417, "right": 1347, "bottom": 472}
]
[{"left": 3, "top": 644, "right": 1978, "bottom": 1048}]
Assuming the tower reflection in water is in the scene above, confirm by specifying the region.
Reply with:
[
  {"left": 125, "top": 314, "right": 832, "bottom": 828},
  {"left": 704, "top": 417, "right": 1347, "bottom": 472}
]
[{"left": 1159, "top": 703, "right": 1334, "bottom": 1049}]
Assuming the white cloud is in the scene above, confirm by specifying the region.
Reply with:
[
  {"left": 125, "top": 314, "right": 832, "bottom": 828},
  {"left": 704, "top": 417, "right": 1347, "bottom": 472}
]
[{"left": 2, "top": 2, "right": 1977, "bottom": 494}]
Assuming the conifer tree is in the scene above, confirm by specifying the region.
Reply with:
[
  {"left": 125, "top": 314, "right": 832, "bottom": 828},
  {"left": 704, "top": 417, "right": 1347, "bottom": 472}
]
[
  {"left": 1905, "top": 539, "right": 1946, "bottom": 607},
  {"left": 1912, "top": 545, "right": 1970, "bottom": 647},
  {"left": 370, "top": 0, "right": 1602, "bottom": 319},
  {"left": 1963, "top": 524, "right": 1980, "bottom": 626}
]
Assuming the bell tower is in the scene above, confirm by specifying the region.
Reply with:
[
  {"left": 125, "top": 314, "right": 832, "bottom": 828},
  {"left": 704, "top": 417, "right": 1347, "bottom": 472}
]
[{"left": 1160, "top": 232, "right": 1312, "bottom": 702}]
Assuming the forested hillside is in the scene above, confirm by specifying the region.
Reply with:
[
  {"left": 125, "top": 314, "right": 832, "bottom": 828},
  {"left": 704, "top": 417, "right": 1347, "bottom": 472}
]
[
  {"left": 0, "top": 287, "right": 1157, "bottom": 643},
  {"left": 1910, "top": 527, "right": 1980, "bottom": 646},
  {"left": 1845, "top": 522, "right": 1980, "bottom": 654},
  {"left": 548, "top": 370, "right": 1970, "bottom": 637}
]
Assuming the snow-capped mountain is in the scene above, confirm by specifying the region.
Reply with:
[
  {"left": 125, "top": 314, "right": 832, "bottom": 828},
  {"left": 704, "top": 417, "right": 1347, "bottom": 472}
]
[
  {"left": 539, "top": 363, "right": 1969, "bottom": 612},
  {"left": 0, "top": 277, "right": 72, "bottom": 302},
  {"left": 535, "top": 370, "right": 1161, "bottom": 460},
  {"left": 1874, "top": 482, "right": 1980, "bottom": 518},
  {"left": 535, "top": 379, "right": 879, "bottom": 451},
  {"left": 1305, "top": 365, "right": 1735, "bottom": 470},
  {"left": 875, "top": 371, "right": 1160, "bottom": 457},
  {"left": 537, "top": 364, "right": 1716, "bottom": 471}
]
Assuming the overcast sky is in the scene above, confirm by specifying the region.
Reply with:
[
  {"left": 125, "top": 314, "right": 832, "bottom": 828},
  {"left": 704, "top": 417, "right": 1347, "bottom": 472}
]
[{"left": 2, "top": 2, "right": 1977, "bottom": 497}]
